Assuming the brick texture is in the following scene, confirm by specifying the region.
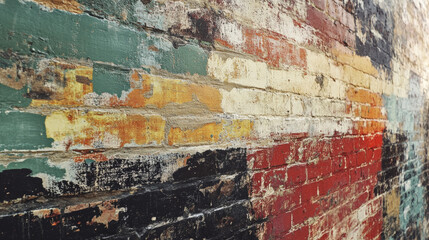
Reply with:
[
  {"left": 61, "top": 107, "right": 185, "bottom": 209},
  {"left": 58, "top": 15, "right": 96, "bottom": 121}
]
[{"left": 0, "top": 0, "right": 429, "bottom": 239}]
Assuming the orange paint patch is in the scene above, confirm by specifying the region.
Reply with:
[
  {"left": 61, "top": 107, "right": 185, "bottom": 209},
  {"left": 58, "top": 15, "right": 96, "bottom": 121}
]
[
  {"left": 347, "top": 87, "right": 383, "bottom": 107},
  {"left": 45, "top": 110, "right": 165, "bottom": 149},
  {"left": 110, "top": 71, "right": 222, "bottom": 112},
  {"left": 74, "top": 153, "right": 109, "bottom": 163},
  {"left": 353, "top": 120, "right": 385, "bottom": 135},
  {"left": 31, "top": 0, "right": 83, "bottom": 14},
  {"left": 168, "top": 120, "right": 253, "bottom": 145}
]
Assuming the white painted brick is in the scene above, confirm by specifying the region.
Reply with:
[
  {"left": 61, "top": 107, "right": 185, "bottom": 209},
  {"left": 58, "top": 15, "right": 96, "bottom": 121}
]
[
  {"left": 221, "top": 88, "right": 290, "bottom": 116},
  {"left": 207, "top": 53, "right": 269, "bottom": 89},
  {"left": 269, "top": 68, "right": 320, "bottom": 96},
  {"left": 311, "top": 98, "right": 332, "bottom": 117},
  {"left": 291, "top": 96, "right": 304, "bottom": 116},
  {"left": 253, "top": 116, "right": 353, "bottom": 139}
]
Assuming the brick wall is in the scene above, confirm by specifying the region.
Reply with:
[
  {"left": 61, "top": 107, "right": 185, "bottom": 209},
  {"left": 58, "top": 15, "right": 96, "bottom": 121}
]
[{"left": 0, "top": 0, "right": 429, "bottom": 239}]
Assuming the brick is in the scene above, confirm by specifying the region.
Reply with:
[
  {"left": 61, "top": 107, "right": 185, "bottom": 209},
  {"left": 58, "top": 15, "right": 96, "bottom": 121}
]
[
  {"left": 252, "top": 172, "right": 264, "bottom": 196},
  {"left": 287, "top": 165, "right": 307, "bottom": 186},
  {"left": 243, "top": 28, "right": 307, "bottom": 69},
  {"left": 168, "top": 119, "right": 252, "bottom": 146},
  {"left": 221, "top": 88, "right": 291, "bottom": 116},
  {"left": 307, "top": 159, "right": 332, "bottom": 180},
  {"left": 272, "top": 143, "right": 292, "bottom": 167},
  {"left": 301, "top": 182, "right": 319, "bottom": 203},
  {"left": 271, "top": 212, "right": 292, "bottom": 236},
  {"left": 45, "top": 110, "right": 166, "bottom": 150},
  {"left": 332, "top": 155, "right": 347, "bottom": 172},
  {"left": 207, "top": 53, "right": 269, "bottom": 89},
  {"left": 248, "top": 148, "right": 272, "bottom": 170},
  {"left": 292, "top": 202, "right": 316, "bottom": 225},
  {"left": 264, "top": 168, "right": 286, "bottom": 191}
]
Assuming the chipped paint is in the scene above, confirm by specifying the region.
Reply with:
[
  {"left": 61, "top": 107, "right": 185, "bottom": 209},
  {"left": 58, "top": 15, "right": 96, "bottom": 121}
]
[{"left": 45, "top": 111, "right": 165, "bottom": 149}]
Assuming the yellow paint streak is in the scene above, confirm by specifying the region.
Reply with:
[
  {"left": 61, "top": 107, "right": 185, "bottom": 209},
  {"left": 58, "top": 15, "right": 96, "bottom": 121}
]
[
  {"left": 168, "top": 120, "right": 253, "bottom": 145},
  {"left": 111, "top": 71, "right": 222, "bottom": 112},
  {"left": 31, "top": 0, "right": 83, "bottom": 14},
  {"left": 31, "top": 63, "right": 93, "bottom": 107},
  {"left": 45, "top": 110, "right": 165, "bottom": 148}
]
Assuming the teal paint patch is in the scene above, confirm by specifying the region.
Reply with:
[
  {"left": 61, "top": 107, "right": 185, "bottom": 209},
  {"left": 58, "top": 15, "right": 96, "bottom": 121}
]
[
  {"left": 77, "top": 0, "right": 138, "bottom": 25},
  {"left": 84, "top": 158, "right": 95, "bottom": 165},
  {"left": 382, "top": 72, "right": 426, "bottom": 238},
  {"left": 93, "top": 64, "right": 130, "bottom": 96},
  {"left": 0, "top": 84, "right": 31, "bottom": 109},
  {"left": 1, "top": 158, "right": 65, "bottom": 179},
  {"left": 133, "top": 0, "right": 165, "bottom": 30},
  {"left": 161, "top": 44, "right": 208, "bottom": 76},
  {"left": 0, "top": 0, "right": 208, "bottom": 75},
  {"left": 0, "top": 111, "right": 53, "bottom": 151}
]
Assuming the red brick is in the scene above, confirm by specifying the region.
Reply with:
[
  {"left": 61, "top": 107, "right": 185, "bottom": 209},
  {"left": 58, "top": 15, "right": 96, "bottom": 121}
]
[
  {"left": 307, "top": 159, "right": 331, "bottom": 180},
  {"left": 284, "top": 225, "right": 309, "bottom": 239},
  {"left": 332, "top": 155, "right": 347, "bottom": 172},
  {"left": 356, "top": 150, "right": 366, "bottom": 166},
  {"left": 292, "top": 202, "right": 316, "bottom": 225},
  {"left": 368, "top": 134, "right": 383, "bottom": 148},
  {"left": 252, "top": 171, "right": 264, "bottom": 197},
  {"left": 352, "top": 191, "right": 369, "bottom": 210},
  {"left": 271, "top": 212, "right": 292, "bottom": 236},
  {"left": 342, "top": 137, "right": 355, "bottom": 153},
  {"left": 346, "top": 152, "right": 357, "bottom": 168},
  {"left": 248, "top": 148, "right": 272, "bottom": 170},
  {"left": 287, "top": 165, "right": 307, "bottom": 186},
  {"left": 301, "top": 182, "right": 318, "bottom": 203},
  {"left": 331, "top": 137, "right": 344, "bottom": 156},
  {"left": 272, "top": 143, "right": 292, "bottom": 167},
  {"left": 373, "top": 148, "right": 382, "bottom": 161},
  {"left": 264, "top": 168, "right": 287, "bottom": 191},
  {"left": 271, "top": 190, "right": 301, "bottom": 215},
  {"left": 349, "top": 168, "right": 362, "bottom": 183}
]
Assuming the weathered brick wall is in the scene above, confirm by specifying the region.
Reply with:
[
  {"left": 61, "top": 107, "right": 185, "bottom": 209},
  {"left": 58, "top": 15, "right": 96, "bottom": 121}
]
[{"left": 0, "top": 0, "right": 428, "bottom": 239}]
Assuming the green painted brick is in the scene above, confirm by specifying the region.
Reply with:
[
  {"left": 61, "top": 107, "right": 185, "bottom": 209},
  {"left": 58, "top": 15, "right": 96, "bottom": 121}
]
[
  {"left": 0, "top": 0, "right": 208, "bottom": 75},
  {"left": 93, "top": 64, "right": 131, "bottom": 96},
  {"left": 1, "top": 158, "right": 65, "bottom": 179},
  {"left": 0, "top": 111, "right": 53, "bottom": 151}
]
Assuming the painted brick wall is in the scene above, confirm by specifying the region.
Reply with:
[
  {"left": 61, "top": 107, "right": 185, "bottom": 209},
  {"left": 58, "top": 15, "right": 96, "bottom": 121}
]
[{"left": 0, "top": 0, "right": 429, "bottom": 239}]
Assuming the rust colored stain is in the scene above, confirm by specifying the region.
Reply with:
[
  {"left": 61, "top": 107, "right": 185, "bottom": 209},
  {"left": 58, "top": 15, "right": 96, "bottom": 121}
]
[
  {"left": 91, "top": 201, "right": 124, "bottom": 227},
  {"left": 168, "top": 120, "right": 253, "bottom": 145},
  {"left": 31, "top": 0, "right": 83, "bottom": 14},
  {"left": 45, "top": 110, "right": 165, "bottom": 149},
  {"left": 74, "top": 153, "right": 109, "bottom": 163},
  {"left": 110, "top": 71, "right": 222, "bottom": 112}
]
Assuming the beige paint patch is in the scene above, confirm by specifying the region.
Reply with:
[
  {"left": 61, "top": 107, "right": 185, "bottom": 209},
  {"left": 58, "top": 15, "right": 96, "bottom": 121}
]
[{"left": 208, "top": 53, "right": 269, "bottom": 89}]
